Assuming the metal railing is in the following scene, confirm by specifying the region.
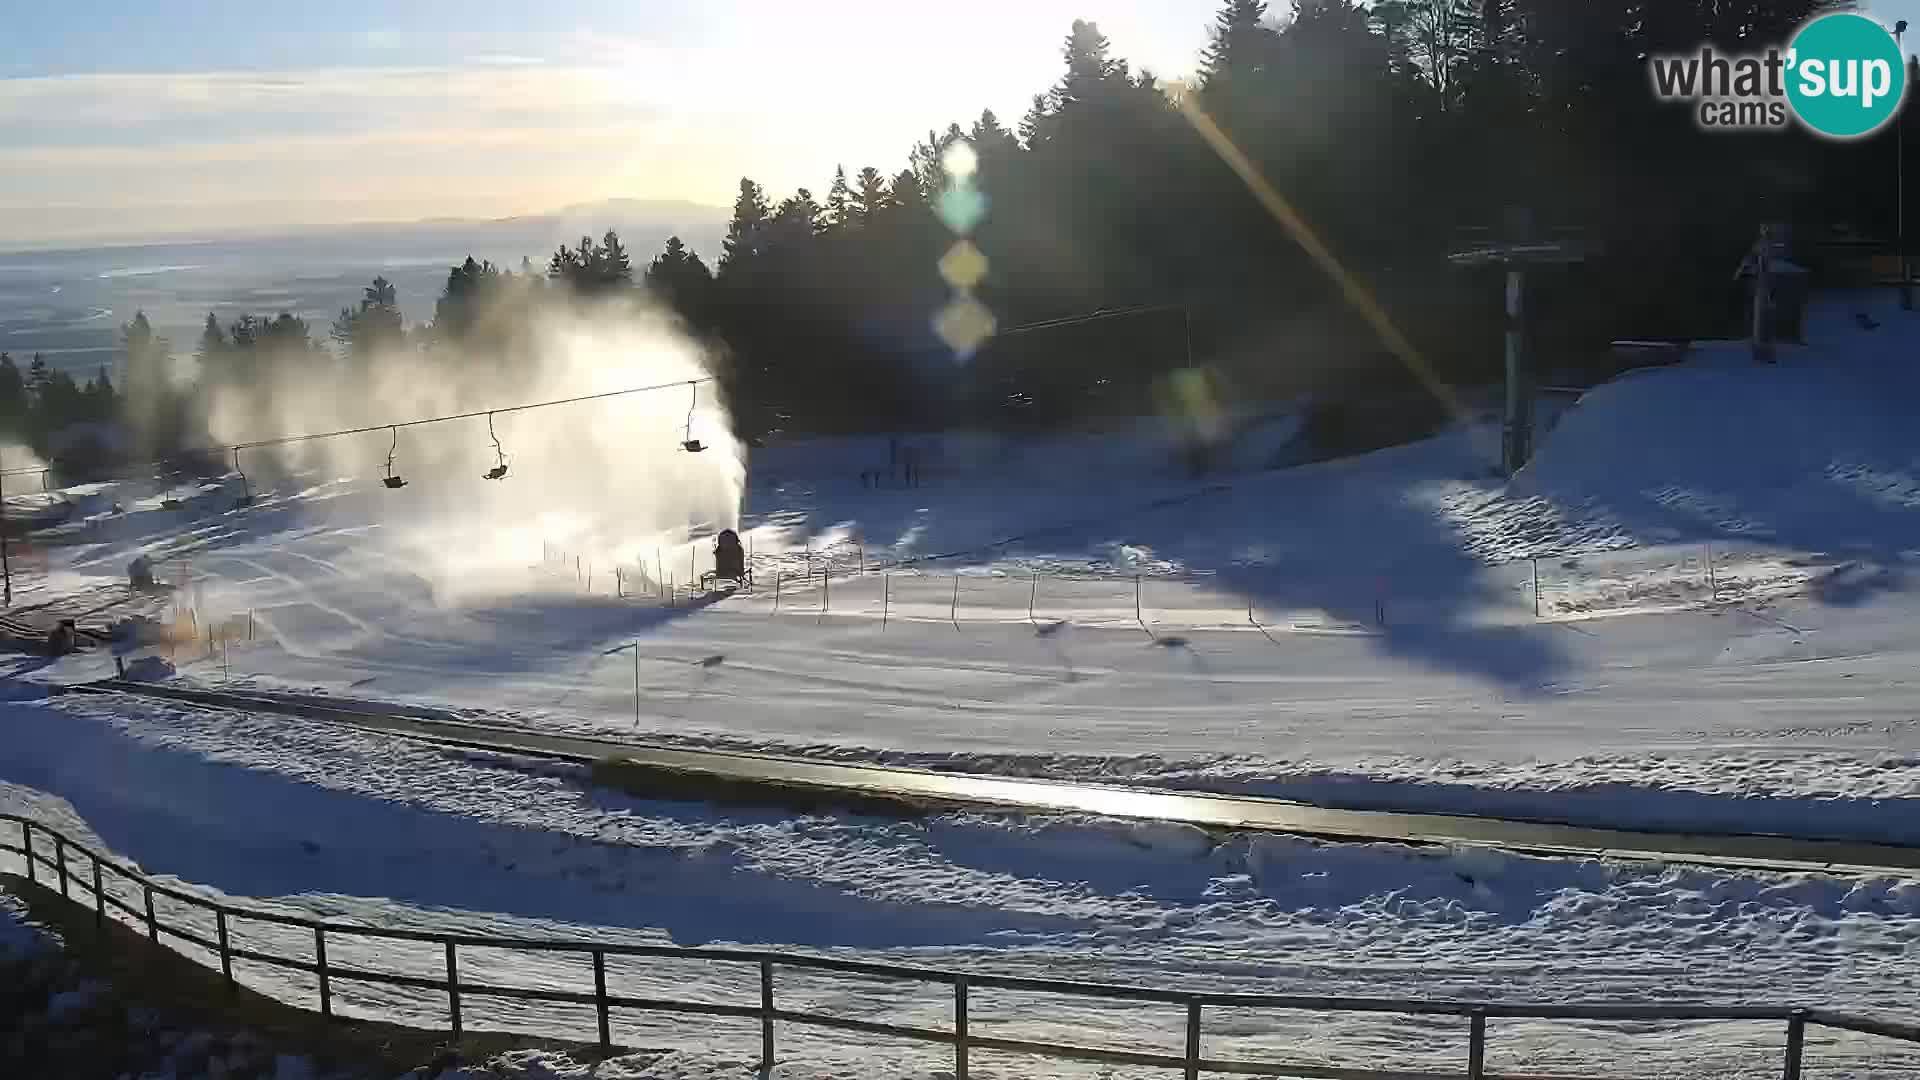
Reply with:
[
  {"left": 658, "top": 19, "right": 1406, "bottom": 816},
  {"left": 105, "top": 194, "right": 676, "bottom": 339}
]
[{"left": 3, "top": 813, "right": 1917, "bottom": 1079}]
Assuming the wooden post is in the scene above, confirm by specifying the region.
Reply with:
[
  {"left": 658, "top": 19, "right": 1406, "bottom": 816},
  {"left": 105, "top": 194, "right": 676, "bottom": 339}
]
[
  {"left": 593, "top": 950, "right": 611, "bottom": 1050},
  {"left": 1783, "top": 1010, "right": 1805, "bottom": 1080},
  {"left": 1468, "top": 1010, "right": 1486, "bottom": 1080},
  {"left": 773, "top": 571, "right": 781, "bottom": 613},
  {"left": 54, "top": 835, "right": 67, "bottom": 898},
  {"left": 1504, "top": 267, "right": 1529, "bottom": 473},
  {"left": 217, "top": 909, "right": 234, "bottom": 990},
  {"left": 143, "top": 883, "right": 157, "bottom": 941},
  {"left": 951, "top": 574, "right": 960, "bottom": 627},
  {"left": 760, "top": 960, "right": 776, "bottom": 1073},
  {"left": 882, "top": 574, "right": 890, "bottom": 628},
  {"left": 445, "top": 941, "right": 461, "bottom": 1036},
  {"left": 954, "top": 975, "right": 970, "bottom": 1080},
  {"left": 632, "top": 645, "right": 641, "bottom": 730},
  {"left": 1184, "top": 1001, "right": 1202, "bottom": 1080},
  {"left": 1029, "top": 571, "right": 1037, "bottom": 624},
  {"left": 315, "top": 927, "right": 332, "bottom": 1018},
  {"left": 1532, "top": 558, "right": 1540, "bottom": 619},
  {"left": 91, "top": 859, "right": 104, "bottom": 927},
  {"left": 1706, "top": 542, "right": 1719, "bottom": 602},
  {"left": 822, "top": 570, "right": 830, "bottom": 614}
]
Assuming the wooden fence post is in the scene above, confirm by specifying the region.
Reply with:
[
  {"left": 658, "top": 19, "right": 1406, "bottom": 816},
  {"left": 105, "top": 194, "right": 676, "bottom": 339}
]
[
  {"left": 1783, "top": 1010, "right": 1806, "bottom": 1080},
  {"left": 1184, "top": 1001, "right": 1202, "bottom": 1080},
  {"left": 593, "top": 950, "right": 611, "bottom": 1050},
  {"left": 315, "top": 927, "right": 331, "bottom": 1018},
  {"left": 446, "top": 941, "right": 461, "bottom": 1036},
  {"left": 760, "top": 960, "right": 776, "bottom": 1072},
  {"left": 217, "top": 909, "right": 234, "bottom": 990},
  {"left": 1469, "top": 1009, "right": 1486, "bottom": 1080},
  {"left": 955, "top": 975, "right": 970, "bottom": 1080}
]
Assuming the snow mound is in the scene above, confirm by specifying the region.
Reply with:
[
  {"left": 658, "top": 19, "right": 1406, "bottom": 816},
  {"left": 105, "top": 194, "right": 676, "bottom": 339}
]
[{"left": 1516, "top": 298, "right": 1920, "bottom": 556}]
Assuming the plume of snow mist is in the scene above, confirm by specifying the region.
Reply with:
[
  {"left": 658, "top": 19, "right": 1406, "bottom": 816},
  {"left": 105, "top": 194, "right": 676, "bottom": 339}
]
[{"left": 202, "top": 291, "right": 743, "bottom": 605}]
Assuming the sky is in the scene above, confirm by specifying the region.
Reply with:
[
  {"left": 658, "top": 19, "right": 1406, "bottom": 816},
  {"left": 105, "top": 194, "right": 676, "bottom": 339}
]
[
  {"left": 0, "top": 1, "right": 1221, "bottom": 244},
  {"left": 9, "top": 2, "right": 1920, "bottom": 248}
]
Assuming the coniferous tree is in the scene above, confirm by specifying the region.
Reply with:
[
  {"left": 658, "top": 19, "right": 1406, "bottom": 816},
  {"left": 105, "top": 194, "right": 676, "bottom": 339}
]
[
  {"left": 0, "top": 353, "right": 25, "bottom": 439},
  {"left": 645, "top": 235, "right": 714, "bottom": 316},
  {"left": 825, "top": 166, "right": 854, "bottom": 230},
  {"left": 719, "top": 179, "right": 773, "bottom": 276}
]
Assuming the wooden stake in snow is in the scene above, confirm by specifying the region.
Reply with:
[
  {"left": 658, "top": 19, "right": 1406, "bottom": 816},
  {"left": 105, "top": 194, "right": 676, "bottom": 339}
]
[
  {"left": 1532, "top": 558, "right": 1540, "bottom": 619},
  {"left": 951, "top": 574, "right": 960, "bottom": 627},
  {"left": 882, "top": 574, "right": 890, "bottom": 628},
  {"left": 1706, "top": 542, "right": 1719, "bottom": 602}
]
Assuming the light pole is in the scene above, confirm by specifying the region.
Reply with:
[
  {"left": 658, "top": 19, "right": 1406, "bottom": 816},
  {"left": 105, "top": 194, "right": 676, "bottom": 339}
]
[{"left": 1900, "top": 20, "right": 1911, "bottom": 311}]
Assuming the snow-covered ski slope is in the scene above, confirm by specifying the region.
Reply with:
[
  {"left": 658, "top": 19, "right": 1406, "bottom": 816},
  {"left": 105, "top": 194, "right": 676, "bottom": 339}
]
[
  {"left": 15, "top": 290, "right": 1920, "bottom": 847},
  {"left": 9, "top": 291, "right": 1920, "bottom": 1076},
  {"left": 7, "top": 694, "right": 1920, "bottom": 1080}
]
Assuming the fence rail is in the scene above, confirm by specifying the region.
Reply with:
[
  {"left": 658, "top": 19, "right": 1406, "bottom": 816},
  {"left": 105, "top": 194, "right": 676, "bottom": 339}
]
[{"left": 3, "top": 812, "right": 1915, "bottom": 1079}]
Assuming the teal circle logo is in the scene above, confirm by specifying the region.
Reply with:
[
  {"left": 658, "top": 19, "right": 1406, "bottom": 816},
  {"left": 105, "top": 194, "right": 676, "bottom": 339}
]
[{"left": 1786, "top": 13, "right": 1907, "bottom": 139}]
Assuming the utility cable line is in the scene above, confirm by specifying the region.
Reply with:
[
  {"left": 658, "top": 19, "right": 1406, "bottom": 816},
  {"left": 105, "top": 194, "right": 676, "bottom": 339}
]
[{"left": 0, "top": 376, "right": 716, "bottom": 479}]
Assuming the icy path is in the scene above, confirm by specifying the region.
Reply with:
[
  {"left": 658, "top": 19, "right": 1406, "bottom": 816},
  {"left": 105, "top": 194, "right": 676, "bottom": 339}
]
[{"left": 3, "top": 695, "right": 1920, "bottom": 1078}]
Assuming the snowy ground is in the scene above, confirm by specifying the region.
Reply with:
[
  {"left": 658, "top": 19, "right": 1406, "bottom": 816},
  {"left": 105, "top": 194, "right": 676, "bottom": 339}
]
[
  {"left": 4, "top": 291, "right": 1920, "bottom": 1071},
  {"left": 13, "top": 295, "right": 1920, "bottom": 843},
  {"left": 4, "top": 693, "right": 1920, "bottom": 1078}
]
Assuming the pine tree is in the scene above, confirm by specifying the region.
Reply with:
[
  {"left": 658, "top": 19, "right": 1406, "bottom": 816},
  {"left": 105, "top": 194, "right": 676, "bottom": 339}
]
[
  {"left": 826, "top": 166, "right": 853, "bottom": 229},
  {"left": 0, "top": 353, "right": 25, "bottom": 439},
  {"left": 645, "top": 235, "right": 714, "bottom": 312},
  {"left": 196, "top": 312, "right": 225, "bottom": 362},
  {"left": 436, "top": 257, "right": 502, "bottom": 340},
  {"left": 1199, "top": 0, "right": 1275, "bottom": 105},
  {"left": 593, "top": 228, "right": 633, "bottom": 288},
  {"left": 771, "top": 189, "right": 825, "bottom": 248},
  {"left": 851, "top": 167, "right": 889, "bottom": 226},
  {"left": 720, "top": 178, "right": 773, "bottom": 276},
  {"left": 1018, "top": 94, "right": 1051, "bottom": 148}
]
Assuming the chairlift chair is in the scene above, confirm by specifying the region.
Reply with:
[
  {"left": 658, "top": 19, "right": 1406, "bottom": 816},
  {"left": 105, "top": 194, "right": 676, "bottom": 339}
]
[
  {"left": 483, "top": 412, "right": 510, "bottom": 480},
  {"left": 681, "top": 382, "right": 706, "bottom": 453},
  {"left": 383, "top": 427, "right": 408, "bottom": 489}
]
